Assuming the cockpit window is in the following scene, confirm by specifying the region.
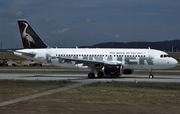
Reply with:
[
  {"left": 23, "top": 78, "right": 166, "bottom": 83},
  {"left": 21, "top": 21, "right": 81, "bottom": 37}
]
[{"left": 160, "top": 54, "right": 170, "bottom": 58}]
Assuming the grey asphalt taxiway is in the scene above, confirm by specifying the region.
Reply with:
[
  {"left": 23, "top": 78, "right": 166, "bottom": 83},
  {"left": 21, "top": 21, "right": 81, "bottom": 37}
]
[{"left": 0, "top": 73, "right": 180, "bottom": 83}]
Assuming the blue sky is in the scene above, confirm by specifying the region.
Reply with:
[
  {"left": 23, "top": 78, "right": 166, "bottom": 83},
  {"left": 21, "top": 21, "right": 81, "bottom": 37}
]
[{"left": 1, "top": 0, "right": 180, "bottom": 48}]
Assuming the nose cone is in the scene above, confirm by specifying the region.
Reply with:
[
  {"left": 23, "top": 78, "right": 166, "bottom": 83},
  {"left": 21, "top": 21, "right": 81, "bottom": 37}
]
[
  {"left": 174, "top": 59, "right": 178, "bottom": 65},
  {"left": 169, "top": 58, "right": 178, "bottom": 68}
]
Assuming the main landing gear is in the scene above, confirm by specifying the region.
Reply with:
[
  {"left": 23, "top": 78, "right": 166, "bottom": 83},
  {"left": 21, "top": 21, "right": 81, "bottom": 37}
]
[
  {"left": 88, "top": 72, "right": 104, "bottom": 78},
  {"left": 88, "top": 73, "right": 95, "bottom": 78},
  {"left": 149, "top": 69, "right": 154, "bottom": 78},
  {"left": 97, "top": 72, "right": 104, "bottom": 78}
]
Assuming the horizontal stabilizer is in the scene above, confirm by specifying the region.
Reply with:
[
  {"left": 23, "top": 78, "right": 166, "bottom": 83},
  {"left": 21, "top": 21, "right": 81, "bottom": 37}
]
[{"left": 14, "top": 51, "right": 36, "bottom": 57}]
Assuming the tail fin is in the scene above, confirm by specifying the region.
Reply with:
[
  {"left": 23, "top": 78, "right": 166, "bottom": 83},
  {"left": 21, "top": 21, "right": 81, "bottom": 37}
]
[{"left": 18, "top": 19, "right": 49, "bottom": 49}]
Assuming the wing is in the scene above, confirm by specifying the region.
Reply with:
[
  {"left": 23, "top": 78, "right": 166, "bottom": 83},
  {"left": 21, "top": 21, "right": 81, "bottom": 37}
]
[
  {"left": 60, "top": 56, "right": 104, "bottom": 67},
  {"left": 58, "top": 56, "right": 122, "bottom": 68}
]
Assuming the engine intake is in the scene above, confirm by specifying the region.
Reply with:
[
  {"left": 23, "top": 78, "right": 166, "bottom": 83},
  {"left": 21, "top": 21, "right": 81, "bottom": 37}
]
[{"left": 104, "top": 64, "right": 123, "bottom": 76}]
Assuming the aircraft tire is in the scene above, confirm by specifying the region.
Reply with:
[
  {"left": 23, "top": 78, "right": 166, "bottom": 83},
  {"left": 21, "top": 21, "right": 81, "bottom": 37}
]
[
  {"left": 149, "top": 75, "right": 154, "bottom": 78},
  {"left": 88, "top": 73, "right": 95, "bottom": 78},
  {"left": 97, "top": 72, "right": 104, "bottom": 78}
]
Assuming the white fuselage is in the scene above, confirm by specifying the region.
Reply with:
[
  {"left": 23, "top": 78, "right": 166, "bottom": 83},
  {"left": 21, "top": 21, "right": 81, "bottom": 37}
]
[{"left": 14, "top": 48, "right": 178, "bottom": 70}]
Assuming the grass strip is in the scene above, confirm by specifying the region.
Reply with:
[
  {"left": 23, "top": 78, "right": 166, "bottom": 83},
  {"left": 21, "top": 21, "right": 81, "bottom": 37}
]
[
  {"left": 0, "top": 79, "right": 76, "bottom": 102},
  {"left": 46, "top": 81, "right": 180, "bottom": 105},
  {"left": 1, "top": 80, "right": 180, "bottom": 105}
]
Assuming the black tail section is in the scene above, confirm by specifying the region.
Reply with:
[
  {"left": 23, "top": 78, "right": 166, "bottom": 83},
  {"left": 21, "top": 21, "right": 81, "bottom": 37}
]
[{"left": 18, "top": 19, "right": 48, "bottom": 49}]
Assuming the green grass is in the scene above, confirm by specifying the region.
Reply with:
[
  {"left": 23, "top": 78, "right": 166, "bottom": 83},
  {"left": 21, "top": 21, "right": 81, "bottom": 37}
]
[
  {"left": 87, "top": 81, "right": 180, "bottom": 90},
  {"left": 0, "top": 52, "right": 24, "bottom": 60},
  {"left": 41, "top": 81, "right": 180, "bottom": 105},
  {"left": 0, "top": 79, "right": 76, "bottom": 102},
  {"left": 0, "top": 80, "right": 180, "bottom": 105}
]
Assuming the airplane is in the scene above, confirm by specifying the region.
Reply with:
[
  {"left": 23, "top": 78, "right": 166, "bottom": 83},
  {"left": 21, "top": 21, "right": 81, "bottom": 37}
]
[{"left": 14, "top": 19, "right": 178, "bottom": 78}]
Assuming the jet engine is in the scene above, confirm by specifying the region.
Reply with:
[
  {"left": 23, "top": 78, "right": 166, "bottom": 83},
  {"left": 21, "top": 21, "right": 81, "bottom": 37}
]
[{"left": 104, "top": 64, "right": 123, "bottom": 76}]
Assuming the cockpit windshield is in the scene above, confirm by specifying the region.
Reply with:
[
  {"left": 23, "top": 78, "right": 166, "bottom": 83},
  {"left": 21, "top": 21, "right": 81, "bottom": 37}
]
[{"left": 160, "top": 54, "right": 170, "bottom": 58}]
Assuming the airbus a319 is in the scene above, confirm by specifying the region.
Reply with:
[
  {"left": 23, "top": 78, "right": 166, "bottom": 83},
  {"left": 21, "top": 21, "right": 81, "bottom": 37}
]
[{"left": 14, "top": 20, "right": 178, "bottom": 78}]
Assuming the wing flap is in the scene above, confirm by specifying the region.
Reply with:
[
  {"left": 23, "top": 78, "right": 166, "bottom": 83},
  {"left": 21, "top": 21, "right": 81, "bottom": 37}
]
[
  {"left": 58, "top": 56, "right": 122, "bottom": 67},
  {"left": 59, "top": 56, "right": 104, "bottom": 65}
]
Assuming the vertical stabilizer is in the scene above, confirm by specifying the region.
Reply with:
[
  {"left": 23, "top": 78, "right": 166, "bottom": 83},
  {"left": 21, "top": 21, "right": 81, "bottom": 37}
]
[{"left": 18, "top": 19, "right": 48, "bottom": 49}]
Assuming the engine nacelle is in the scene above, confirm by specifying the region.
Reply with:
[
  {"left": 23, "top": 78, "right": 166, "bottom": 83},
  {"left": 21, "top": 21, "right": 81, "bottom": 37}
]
[
  {"left": 104, "top": 64, "right": 123, "bottom": 76},
  {"left": 123, "top": 69, "right": 134, "bottom": 74}
]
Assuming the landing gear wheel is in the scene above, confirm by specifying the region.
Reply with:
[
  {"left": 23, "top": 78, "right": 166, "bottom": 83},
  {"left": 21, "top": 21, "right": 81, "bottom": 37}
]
[
  {"left": 149, "top": 74, "right": 154, "bottom": 78},
  {"left": 97, "top": 72, "right": 104, "bottom": 78},
  {"left": 88, "top": 73, "right": 95, "bottom": 79},
  {"left": 149, "top": 68, "right": 154, "bottom": 78}
]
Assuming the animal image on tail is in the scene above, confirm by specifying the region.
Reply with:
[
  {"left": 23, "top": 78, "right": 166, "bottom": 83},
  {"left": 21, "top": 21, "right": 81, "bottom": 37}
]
[{"left": 18, "top": 20, "right": 48, "bottom": 49}]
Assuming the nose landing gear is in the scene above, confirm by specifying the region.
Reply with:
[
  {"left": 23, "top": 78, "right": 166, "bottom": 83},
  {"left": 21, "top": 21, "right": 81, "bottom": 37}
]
[
  {"left": 149, "top": 74, "right": 154, "bottom": 78},
  {"left": 149, "top": 68, "right": 154, "bottom": 78}
]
